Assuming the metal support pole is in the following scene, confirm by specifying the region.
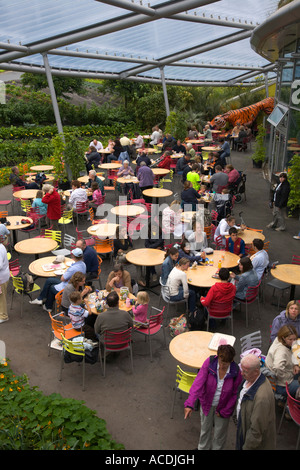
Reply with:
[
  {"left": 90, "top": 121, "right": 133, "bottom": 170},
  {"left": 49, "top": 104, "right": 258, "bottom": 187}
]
[
  {"left": 265, "top": 72, "right": 269, "bottom": 98},
  {"left": 160, "top": 66, "right": 170, "bottom": 117},
  {"left": 42, "top": 53, "right": 72, "bottom": 180}
]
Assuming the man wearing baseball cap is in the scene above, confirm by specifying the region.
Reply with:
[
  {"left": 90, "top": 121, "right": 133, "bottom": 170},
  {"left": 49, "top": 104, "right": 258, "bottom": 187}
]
[{"left": 29, "top": 248, "right": 86, "bottom": 312}]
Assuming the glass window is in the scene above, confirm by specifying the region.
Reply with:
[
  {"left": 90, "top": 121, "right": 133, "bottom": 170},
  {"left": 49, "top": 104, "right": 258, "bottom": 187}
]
[{"left": 279, "top": 62, "right": 293, "bottom": 103}]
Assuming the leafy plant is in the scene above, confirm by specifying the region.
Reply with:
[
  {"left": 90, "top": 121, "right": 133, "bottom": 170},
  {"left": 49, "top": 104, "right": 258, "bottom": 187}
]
[
  {"left": 287, "top": 153, "right": 300, "bottom": 212},
  {"left": 165, "top": 110, "right": 188, "bottom": 141},
  {"left": 252, "top": 124, "right": 267, "bottom": 163},
  {"left": 0, "top": 360, "right": 124, "bottom": 450}
]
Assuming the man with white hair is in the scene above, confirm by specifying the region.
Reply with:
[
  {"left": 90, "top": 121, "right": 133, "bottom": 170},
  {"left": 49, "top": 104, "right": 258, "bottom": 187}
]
[{"left": 236, "top": 354, "right": 276, "bottom": 450}]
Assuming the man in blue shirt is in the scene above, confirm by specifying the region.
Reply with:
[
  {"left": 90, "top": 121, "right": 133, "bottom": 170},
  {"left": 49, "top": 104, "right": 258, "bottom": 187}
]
[
  {"left": 76, "top": 239, "right": 99, "bottom": 283},
  {"left": 29, "top": 248, "right": 86, "bottom": 312}
]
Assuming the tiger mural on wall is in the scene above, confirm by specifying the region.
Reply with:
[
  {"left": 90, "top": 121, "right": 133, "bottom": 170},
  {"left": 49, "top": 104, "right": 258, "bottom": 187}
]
[{"left": 210, "top": 97, "right": 275, "bottom": 129}]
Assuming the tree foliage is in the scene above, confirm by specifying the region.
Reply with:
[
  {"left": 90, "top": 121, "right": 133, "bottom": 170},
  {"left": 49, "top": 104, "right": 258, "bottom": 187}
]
[{"left": 21, "top": 73, "right": 86, "bottom": 99}]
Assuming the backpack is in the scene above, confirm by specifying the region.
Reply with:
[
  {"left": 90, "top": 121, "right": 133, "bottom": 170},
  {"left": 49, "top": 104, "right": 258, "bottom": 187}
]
[
  {"left": 188, "top": 307, "right": 206, "bottom": 331},
  {"left": 20, "top": 272, "right": 34, "bottom": 292},
  {"left": 35, "top": 172, "right": 47, "bottom": 185}
]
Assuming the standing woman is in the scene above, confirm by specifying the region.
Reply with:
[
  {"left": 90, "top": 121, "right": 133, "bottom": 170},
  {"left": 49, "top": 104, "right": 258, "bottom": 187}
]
[
  {"left": 42, "top": 184, "right": 61, "bottom": 230},
  {"left": 184, "top": 344, "right": 242, "bottom": 450}
]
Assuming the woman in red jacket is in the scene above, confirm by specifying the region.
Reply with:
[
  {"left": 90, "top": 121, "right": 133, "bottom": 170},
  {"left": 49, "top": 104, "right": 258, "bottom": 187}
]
[
  {"left": 158, "top": 151, "right": 172, "bottom": 170},
  {"left": 42, "top": 184, "right": 61, "bottom": 230}
]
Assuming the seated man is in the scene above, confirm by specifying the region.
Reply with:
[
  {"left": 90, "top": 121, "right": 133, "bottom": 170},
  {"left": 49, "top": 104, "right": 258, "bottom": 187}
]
[
  {"left": 29, "top": 248, "right": 86, "bottom": 312},
  {"left": 9, "top": 166, "right": 39, "bottom": 189},
  {"left": 172, "top": 139, "right": 186, "bottom": 154},
  {"left": 94, "top": 291, "right": 133, "bottom": 341},
  {"left": 85, "top": 146, "right": 101, "bottom": 171},
  {"left": 225, "top": 227, "right": 245, "bottom": 258},
  {"left": 176, "top": 154, "right": 191, "bottom": 175},
  {"left": 86, "top": 169, "right": 105, "bottom": 195},
  {"left": 200, "top": 267, "right": 236, "bottom": 308},
  {"left": 76, "top": 239, "right": 99, "bottom": 283},
  {"left": 249, "top": 238, "right": 269, "bottom": 280},
  {"left": 208, "top": 165, "right": 228, "bottom": 192}
]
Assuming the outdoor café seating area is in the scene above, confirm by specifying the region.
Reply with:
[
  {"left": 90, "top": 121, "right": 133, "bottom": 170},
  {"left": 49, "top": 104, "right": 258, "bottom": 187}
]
[{"left": 1, "top": 132, "right": 300, "bottom": 451}]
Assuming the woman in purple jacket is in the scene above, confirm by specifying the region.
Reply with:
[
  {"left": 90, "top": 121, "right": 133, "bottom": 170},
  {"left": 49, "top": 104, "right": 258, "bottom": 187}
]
[{"left": 184, "top": 344, "right": 242, "bottom": 450}]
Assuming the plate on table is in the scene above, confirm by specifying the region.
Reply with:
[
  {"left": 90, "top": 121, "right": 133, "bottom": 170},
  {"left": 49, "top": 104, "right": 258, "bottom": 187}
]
[
  {"left": 65, "top": 260, "right": 74, "bottom": 267},
  {"left": 89, "top": 226, "right": 99, "bottom": 232},
  {"left": 54, "top": 269, "right": 64, "bottom": 275},
  {"left": 42, "top": 264, "right": 55, "bottom": 272}
]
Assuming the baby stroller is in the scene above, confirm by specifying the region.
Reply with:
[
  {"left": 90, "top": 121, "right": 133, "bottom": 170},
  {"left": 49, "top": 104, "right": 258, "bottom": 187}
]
[
  {"left": 213, "top": 193, "right": 233, "bottom": 222},
  {"left": 229, "top": 171, "right": 246, "bottom": 203}
]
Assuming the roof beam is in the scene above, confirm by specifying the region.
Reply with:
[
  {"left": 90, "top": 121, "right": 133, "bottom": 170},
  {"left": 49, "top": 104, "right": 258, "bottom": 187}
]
[{"left": 0, "top": 61, "right": 261, "bottom": 87}]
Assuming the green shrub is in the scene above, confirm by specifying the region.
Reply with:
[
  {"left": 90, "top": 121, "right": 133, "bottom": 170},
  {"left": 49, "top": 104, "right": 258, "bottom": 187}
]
[{"left": 0, "top": 360, "right": 124, "bottom": 450}]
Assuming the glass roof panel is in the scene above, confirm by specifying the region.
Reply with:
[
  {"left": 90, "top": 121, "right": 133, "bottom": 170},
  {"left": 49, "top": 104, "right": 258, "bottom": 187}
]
[{"left": 0, "top": 0, "right": 280, "bottom": 85}]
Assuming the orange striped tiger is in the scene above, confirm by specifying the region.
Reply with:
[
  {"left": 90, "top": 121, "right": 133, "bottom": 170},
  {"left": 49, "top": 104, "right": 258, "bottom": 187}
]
[{"left": 210, "top": 97, "right": 275, "bottom": 129}]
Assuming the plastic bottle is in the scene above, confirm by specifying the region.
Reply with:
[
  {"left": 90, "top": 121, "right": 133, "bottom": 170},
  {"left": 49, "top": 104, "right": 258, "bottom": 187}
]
[{"left": 218, "top": 259, "right": 222, "bottom": 269}]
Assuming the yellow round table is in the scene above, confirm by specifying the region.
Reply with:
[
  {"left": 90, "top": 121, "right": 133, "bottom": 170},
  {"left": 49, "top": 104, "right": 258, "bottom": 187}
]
[
  {"left": 87, "top": 223, "right": 119, "bottom": 238},
  {"left": 14, "top": 237, "right": 58, "bottom": 259},
  {"left": 169, "top": 331, "right": 214, "bottom": 369},
  {"left": 29, "top": 256, "right": 73, "bottom": 278},
  {"left": 111, "top": 205, "right": 145, "bottom": 218},
  {"left": 7, "top": 215, "right": 34, "bottom": 245},
  {"left": 187, "top": 251, "right": 239, "bottom": 288},
  {"left": 152, "top": 168, "right": 170, "bottom": 176},
  {"left": 237, "top": 229, "right": 265, "bottom": 245},
  {"left": 126, "top": 248, "right": 165, "bottom": 288},
  {"left": 30, "top": 165, "right": 54, "bottom": 172},
  {"left": 142, "top": 188, "right": 173, "bottom": 204},
  {"left": 99, "top": 163, "right": 121, "bottom": 170},
  {"left": 12, "top": 189, "right": 39, "bottom": 200},
  {"left": 271, "top": 264, "right": 300, "bottom": 300}
]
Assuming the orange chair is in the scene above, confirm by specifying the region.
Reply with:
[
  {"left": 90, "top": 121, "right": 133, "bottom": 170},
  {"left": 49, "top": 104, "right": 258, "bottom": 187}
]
[
  {"left": 0, "top": 210, "right": 8, "bottom": 218},
  {"left": 48, "top": 312, "right": 82, "bottom": 356},
  {"left": 133, "top": 307, "right": 167, "bottom": 362},
  {"left": 99, "top": 328, "right": 133, "bottom": 377},
  {"left": 93, "top": 238, "right": 114, "bottom": 263},
  {"left": 55, "top": 289, "right": 64, "bottom": 314},
  {"left": 92, "top": 255, "right": 103, "bottom": 290}
]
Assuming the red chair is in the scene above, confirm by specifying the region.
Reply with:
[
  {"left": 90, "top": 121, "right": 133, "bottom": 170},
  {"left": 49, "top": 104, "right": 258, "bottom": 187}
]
[
  {"left": 278, "top": 382, "right": 300, "bottom": 450},
  {"left": 214, "top": 235, "right": 225, "bottom": 249},
  {"left": 9, "top": 259, "right": 21, "bottom": 276},
  {"left": 133, "top": 307, "right": 167, "bottom": 362},
  {"left": 73, "top": 201, "right": 89, "bottom": 225},
  {"left": 292, "top": 255, "right": 300, "bottom": 265},
  {"left": 235, "top": 282, "right": 261, "bottom": 328},
  {"left": 76, "top": 227, "right": 95, "bottom": 247},
  {"left": 99, "top": 328, "right": 133, "bottom": 377},
  {"left": 205, "top": 299, "right": 234, "bottom": 335}
]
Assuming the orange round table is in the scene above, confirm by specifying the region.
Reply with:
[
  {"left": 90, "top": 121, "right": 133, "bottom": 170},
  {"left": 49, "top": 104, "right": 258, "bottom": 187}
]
[{"left": 271, "top": 264, "right": 300, "bottom": 300}]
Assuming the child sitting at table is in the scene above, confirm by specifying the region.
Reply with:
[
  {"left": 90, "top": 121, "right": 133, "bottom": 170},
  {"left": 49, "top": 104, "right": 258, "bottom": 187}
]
[
  {"left": 32, "top": 189, "right": 48, "bottom": 215},
  {"left": 88, "top": 181, "right": 104, "bottom": 215},
  {"left": 225, "top": 227, "right": 245, "bottom": 258},
  {"left": 132, "top": 291, "right": 149, "bottom": 324},
  {"left": 68, "top": 291, "right": 97, "bottom": 340}
]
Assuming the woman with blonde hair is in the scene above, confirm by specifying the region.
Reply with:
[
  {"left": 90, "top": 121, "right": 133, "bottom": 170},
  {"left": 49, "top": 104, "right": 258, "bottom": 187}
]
[
  {"left": 270, "top": 300, "right": 300, "bottom": 343},
  {"left": 265, "top": 324, "right": 300, "bottom": 398}
]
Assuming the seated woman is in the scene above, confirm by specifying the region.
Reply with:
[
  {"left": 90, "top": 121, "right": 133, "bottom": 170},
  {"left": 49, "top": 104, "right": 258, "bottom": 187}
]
[
  {"left": 113, "top": 225, "right": 133, "bottom": 263},
  {"left": 230, "top": 257, "right": 258, "bottom": 301},
  {"left": 60, "top": 271, "right": 92, "bottom": 314},
  {"left": 161, "top": 246, "right": 179, "bottom": 285},
  {"left": 270, "top": 300, "right": 300, "bottom": 343},
  {"left": 166, "top": 257, "right": 197, "bottom": 314},
  {"left": 117, "top": 160, "right": 135, "bottom": 195},
  {"left": 186, "top": 220, "right": 208, "bottom": 257},
  {"left": 224, "top": 164, "right": 241, "bottom": 188},
  {"left": 181, "top": 180, "right": 202, "bottom": 211},
  {"left": 162, "top": 200, "right": 183, "bottom": 239},
  {"left": 265, "top": 325, "right": 300, "bottom": 398},
  {"left": 106, "top": 263, "right": 132, "bottom": 293},
  {"left": 178, "top": 239, "right": 205, "bottom": 265}
]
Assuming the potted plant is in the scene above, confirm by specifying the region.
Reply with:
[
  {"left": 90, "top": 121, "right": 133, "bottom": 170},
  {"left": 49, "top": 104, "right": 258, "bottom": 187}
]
[{"left": 252, "top": 123, "right": 266, "bottom": 168}]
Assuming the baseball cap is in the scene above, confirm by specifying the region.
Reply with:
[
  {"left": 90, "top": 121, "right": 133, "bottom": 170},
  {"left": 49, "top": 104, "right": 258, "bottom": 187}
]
[{"left": 71, "top": 248, "right": 83, "bottom": 258}]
